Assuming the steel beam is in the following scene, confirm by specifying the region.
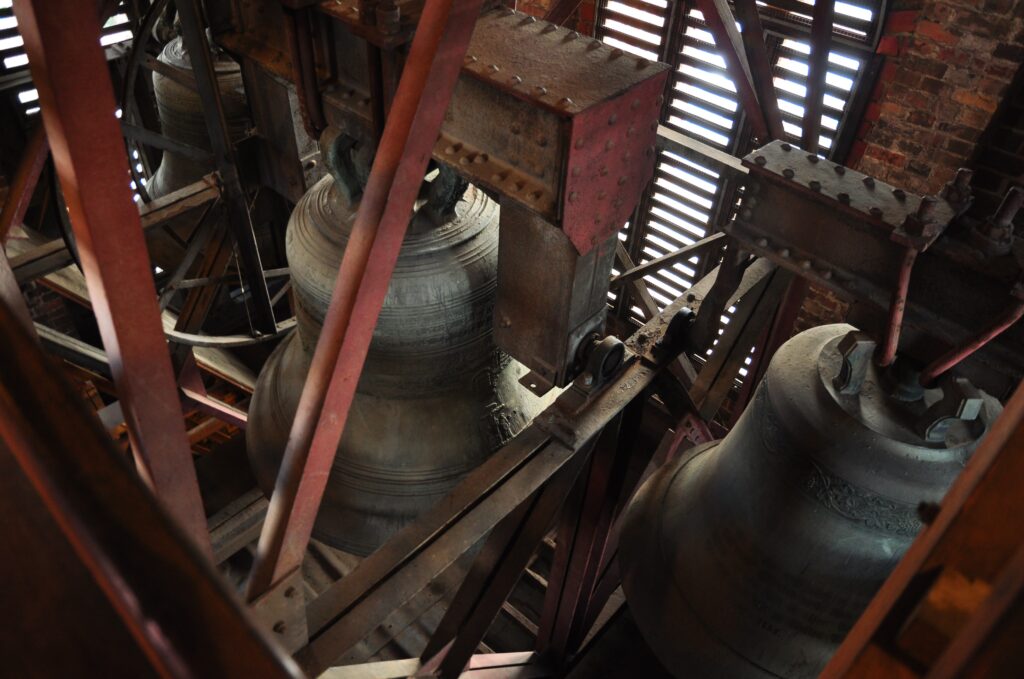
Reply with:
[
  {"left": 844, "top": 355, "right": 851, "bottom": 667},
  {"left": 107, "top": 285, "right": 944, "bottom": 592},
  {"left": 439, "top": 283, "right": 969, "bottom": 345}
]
[
  {"left": 246, "top": 0, "right": 486, "bottom": 600},
  {"left": 13, "top": 0, "right": 210, "bottom": 555},
  {"left": 0, "top": 298, "right": 298, "bottom": 678},
  {"left": 0, "top": 124, "right": 48, "bottom": 242}
]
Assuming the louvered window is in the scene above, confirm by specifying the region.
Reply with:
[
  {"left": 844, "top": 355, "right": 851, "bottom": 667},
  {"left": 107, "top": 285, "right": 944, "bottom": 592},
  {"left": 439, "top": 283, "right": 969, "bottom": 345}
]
[
  {"left": 599, "top": 0, "right": 885, "bottom": 330},
  {"left": 1, "top": 1, "right": 135, "bottom": 119}
]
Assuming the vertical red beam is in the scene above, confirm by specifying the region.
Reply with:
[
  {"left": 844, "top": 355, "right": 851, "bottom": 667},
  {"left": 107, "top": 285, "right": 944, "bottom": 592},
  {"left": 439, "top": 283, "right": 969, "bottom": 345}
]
[
  {"left": 13, "top": 0, "right": 210, "bottom": 555},
  {"left": 246, "top": 0, "right": 485, "bottom": 598}
]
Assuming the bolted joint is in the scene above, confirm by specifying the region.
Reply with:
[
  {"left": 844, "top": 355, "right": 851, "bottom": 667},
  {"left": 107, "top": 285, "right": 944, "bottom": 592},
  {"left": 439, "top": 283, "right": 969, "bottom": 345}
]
[
  {"left": 658, "top": 306, "right": 697, "bottom": 357},
  {"left": 833, "top": 330, "right": 875, "bottom": 396},
  {"left": 941, "top": 168, "right": 974, "bottom": 213}
]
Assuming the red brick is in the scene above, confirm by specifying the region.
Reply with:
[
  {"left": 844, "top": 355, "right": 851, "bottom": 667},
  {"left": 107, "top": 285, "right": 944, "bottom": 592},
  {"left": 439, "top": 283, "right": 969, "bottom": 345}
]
[
  {"left": 917, "top": 20, "right": 960, "bottom": 45},
  {"left": 877, "top": 35, "right": 902, "bottom": 56},
  {"left": 864, "top": 102, "right": 883, "bottom": 122},
  {"left": 953, "top": 89, "right": 1000, "bottom": 113},
  {"left": 884, "top": 9, "right": 920, "bottom": 34},
  {"left": 864, "top": 144, "right": 908, "bottom": 168}
]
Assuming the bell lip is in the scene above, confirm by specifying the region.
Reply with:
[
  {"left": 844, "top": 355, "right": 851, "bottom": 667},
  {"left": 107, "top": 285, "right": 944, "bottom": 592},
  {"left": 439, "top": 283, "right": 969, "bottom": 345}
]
[{"left": 618, "top": 441, "right": 779, "bottom": 679}]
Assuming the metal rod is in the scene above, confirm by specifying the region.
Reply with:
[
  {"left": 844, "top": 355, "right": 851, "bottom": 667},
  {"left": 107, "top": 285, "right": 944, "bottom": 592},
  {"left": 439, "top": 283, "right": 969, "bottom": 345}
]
[
  {"left": 876, "top": 246, "right": 917, "bottom": 368},
  {"left": 245, "top": 0, "right": 485, "bottom": 600},
  {"left": 732, "top": 0, "right": 785, "bottom": 141},
  {"left": 13, "top": 0, "right": 211, "bottom": 556},
  {"left": 0, "top": 124, "right": 48, "bottom": 243},
  {"left": 920, "top": 300, "right": 1024, "bottom": 386}
]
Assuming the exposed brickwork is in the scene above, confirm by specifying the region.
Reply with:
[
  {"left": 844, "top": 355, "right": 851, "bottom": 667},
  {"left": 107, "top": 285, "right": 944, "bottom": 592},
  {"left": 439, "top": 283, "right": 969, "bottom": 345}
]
[
  {"left": 797, "top": 0, "right": 1024, "bottom": 332},
  {"left": 21, "top": 281, "right": 78, "bottom": 337},
  {"left": 849, "top": 0, "right": 1024, "bottom": 195}
]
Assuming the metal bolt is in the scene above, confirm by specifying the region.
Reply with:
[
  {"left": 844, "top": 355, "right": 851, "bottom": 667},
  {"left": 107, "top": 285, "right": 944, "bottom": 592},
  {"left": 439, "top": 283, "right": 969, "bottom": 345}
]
[
  {"left": 637, "top": 58, "right": 650, "bottom": 69},
  {"left": 571, "top": 166, "right": 581, "bottom": 177},
  {"left": 610, "top": 48, "right": 624, "bottom": 59},
  {"left": 631, "top": 99, "right": 640, "bottom": 110},
  {"left": 778, "top": 248, "right": 790, "bottom": 258},
  {"left": 819, "top": 268, "right": 833, "bottom": 280},
  {"left": 460, "top": 156, "right": 470, "bottom": 165},
  {"left": 570, "top": 192, "right": 578, "bottom": 203},
  {"left": 542, "top": 23, "right": 557, "bottom": 33},
  {"left": 618, "top": 176, "right": 627, "bottom": 186},
  {"left": 783, "top": 168, "right": 795, "bottom": 179},
  {"left": 807, "top": 154, "right": 819, "bottom": 163},
  {"left": 284, "top": 587, "right": 297, "bottom": 598},
  {"left": 781, "top": 143, "right": 792, "bottom": 152},
  {"left": 627, "top": 126, "right": 636, "bottom": 137},
  {"left": 574, "top": 138, "right": 584, "bottom": 149},
  {"left": 893, "top": 188, "right": 906, "bottom": 201},
  {"left": 756, "top": 238, "right": 769, "bottom": 247},
  {"left": 800, "top": 259, "right": 812, "bottom": 270},
  {"left": 474, "top": 154, "right": 486, "bottom": 164},
  {"left": 600, "top": 166, "right": 609, "bottom": 176},
  {"left": 530, "top": 190, "right": 542, "bottom": 200},
  {"left": 569, "top": 31, "right": 580, "bottom": 40},
  {"left": 809, "top": 180, "right": 821, "bottom": 192},
  {"left": 834, "top": 165, "right": 846, "bottom": 175},
  {"left": 740, "top": 208, "right": 753, "bottom": 220},
  {"left": 558, "top": 97, "right": 575, "bottom": 108},
  {"left": 526, "top": 15, "right": 536, "bottom": 23},
  {"left": 536, "top": 86, "right": 548, "bottom": 96},
  {"left": 608, "top": 114, "right": 618, "bottom": 125},
  {"left": 838, "top": 192, "right": 851, "bottom": 204},
  {"left": 917, "top": 195, "right": 938, "bottom": 222},
  {"left": 465, "top": 54, "right": 478, "bottom": 64},
  {"left": 588, "top": 39, "right": 602, "bottom": 50},
  {"left": 444, "top": 145, "right": 456, "bottom": 154},
  {"left": 754, "top": 155, "right": 767, "bottom": 166},
  {"left": 510, "top": 74, "right": 522, "bottom": 85},
  {"left": 613, "top": 198, "right": 623, "bottom": 207},
  {"left": 273, "top": 622, "right": 287, "bottom": 634},
  {"left": 489, "top": 63, "right": 500, "bottom": 73},
  {"left": 598, "top": 191, "right": 607, "bottom": 199},
  {"left": 863, "top": 176, "right": 875, "bottom": 189},
  {"left": 605, "top": 140, "right": 615, "bottom": 151},
  {"left": 869, "top": 207, "right": 883, "bottom": 218}
]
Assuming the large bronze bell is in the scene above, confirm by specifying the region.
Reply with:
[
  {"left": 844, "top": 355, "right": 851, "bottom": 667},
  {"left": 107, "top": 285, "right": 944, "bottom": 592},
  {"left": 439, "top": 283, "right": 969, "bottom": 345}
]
[
  {"left": 619, "top": 323, "right": 1001, "bottom": 678},
  {"left": 246, "top": 173, "right": 550, "bottom": 556},
  {"left": 148, "top": 36, "right": 249, "bottom": 199}
]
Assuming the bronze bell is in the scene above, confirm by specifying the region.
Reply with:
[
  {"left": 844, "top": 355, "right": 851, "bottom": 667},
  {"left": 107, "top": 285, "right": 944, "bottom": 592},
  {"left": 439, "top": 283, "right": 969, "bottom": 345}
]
[
  {"left": 148, "top": 36, "right": 250, "bottom": 199},
  {"left": 146, "top": 37, "right": 250, "bottom": 268},
  {"left": 619, "top": 323, "right": 1001, "bottom": 678},
  {"left": 246, "top": 173, "right": 551, "bottom": 556}
]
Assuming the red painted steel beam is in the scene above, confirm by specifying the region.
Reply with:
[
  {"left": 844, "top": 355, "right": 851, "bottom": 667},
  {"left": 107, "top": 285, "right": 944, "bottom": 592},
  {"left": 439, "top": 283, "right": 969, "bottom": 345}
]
[
  {"left": 693, "top": 0, "right": 770, "bottom": 142},
  {"left": 13, "top": 0, "right": 210, "bottom": 555},
  {"left": 0, "top": 124, "right": 48, "bottom": 243},
  {"left": 246, "top": 0, "right": 485, "bottom": 599},
  {"left": 920, "top": 300, "right": 1024, "bottom": 386},
  {"left": 802, "top": 0, "right": 835, "bottom": 154}
]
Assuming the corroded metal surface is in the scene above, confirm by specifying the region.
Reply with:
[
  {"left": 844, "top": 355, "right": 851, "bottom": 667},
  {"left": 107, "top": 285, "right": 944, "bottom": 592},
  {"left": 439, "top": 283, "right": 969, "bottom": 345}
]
[
  {"left": 247, "top": 176, "right": 549, "bottom": 555},
  {"left": 619, "top": 324, "right": 1002, "bottom": 678}
]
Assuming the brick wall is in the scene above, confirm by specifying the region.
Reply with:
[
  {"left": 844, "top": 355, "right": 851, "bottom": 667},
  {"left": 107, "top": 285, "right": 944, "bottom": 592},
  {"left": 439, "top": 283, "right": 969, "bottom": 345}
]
[
  {"left": 966, "top": 62, "right": 1024, "bottom": 219},
  {"left": 795, "top": 0, "right": 1024, "bottom": 331}
]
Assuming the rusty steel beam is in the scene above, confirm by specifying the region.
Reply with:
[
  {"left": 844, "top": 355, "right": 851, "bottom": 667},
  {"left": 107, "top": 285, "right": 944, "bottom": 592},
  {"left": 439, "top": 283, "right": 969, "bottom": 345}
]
[
  {"left": 732, "top": 0, "right": 785, "bottom": 141},
  {"left": 802, "top": 0, "right": 835, "bottom": 154},
  {"left": 246, "top": 0, "right": 486, "bottom": 599},
  {"left": 13, "top": 0, "right": 210, "bottom": 555},
  {"left": 692, "top": 0, "right": 770, "bottom": 142},
  {"left": 0, "top": 124, "right": 48, "bottom": 243},
  {"left": 0, "top": 298, "right": 299, "bottom": 678},
  {"left": 0, "top": 249, "right": 35, "bottom": 339}
]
